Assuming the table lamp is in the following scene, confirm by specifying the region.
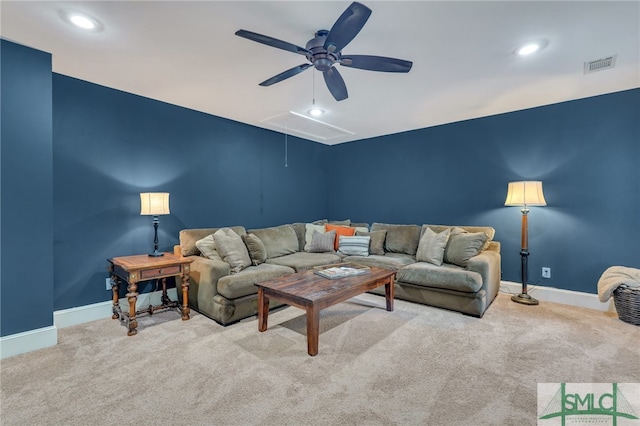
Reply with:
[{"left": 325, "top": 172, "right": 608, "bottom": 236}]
[
  {"left": 140, "top": 192, "right": 170, "bottom": 257},
  {"left": 504, "top": 181, "right": 546, "bottom": 305}
]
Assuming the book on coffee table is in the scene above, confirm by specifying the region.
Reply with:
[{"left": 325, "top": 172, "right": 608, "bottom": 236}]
[{"left": 314, "top": 264, "right": 370, "bottom": 280}]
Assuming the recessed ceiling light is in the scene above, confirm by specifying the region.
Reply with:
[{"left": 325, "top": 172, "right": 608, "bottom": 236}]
[
  {"left": 517, "top": 44, "right": 539, "bottom": 56},
  {"left": 309, "top": 108, "right": 324, "bottom": 117},
  {"left": 59, "top": 10, "right": 103, "bottom": 32},
  {"left": 515, "top": 39, "right": 548, "bottom": 56},
  {"left": 69, "top": 14, "right": 96, "bottom": 30}
]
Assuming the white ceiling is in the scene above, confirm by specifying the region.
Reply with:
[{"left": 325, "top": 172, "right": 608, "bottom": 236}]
[{"left": 2, "top": 1, "right": 639, "bottom": 145}]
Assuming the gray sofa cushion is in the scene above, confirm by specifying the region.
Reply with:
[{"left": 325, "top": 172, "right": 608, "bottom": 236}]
[
  {"left": 416, "top": 227, "right": 451, "bottom": 266},
  {"left": 179, "top": 226, "right": 246, "bottom": 256},
  {"left": 343, "top": 253, "right": 416, "bottom": 270},
  {"left": 308, "top": 230, "right": 336, "bottom": 253},
  {"left": 249, "top": 224, "right": 299, "bottom": 259},
  {"left": 444, "top": 231, "right": 488, "bottom": 267},
  {"left": 356, "top": 230, "right": 386, "bottom": 255},
  {"left": 291, "top": 223, "right": 307, "bottom": 251},
  {"left": 396, "top": 262, "right": 483, "bottom": 293},
  {"left": 217, "top": 264, "right": 295, "bottom": 300},
  {"left": 213, "top": 228, "right": 252, "bottom": 274},
  {"left": 266, "top": 252, "right": 341, "bottom": 272},
  {"left": 195, "top": 234, "right": 223, "bottom": 261},
  {"left": 371, "top": 223, "right": 421, "bottom": 255},
  {"left": 242, "top": 233, "right": 267, "bottom": 266},
  {"left": 422, "top": 224, "right": 495, "bottom": 251}
]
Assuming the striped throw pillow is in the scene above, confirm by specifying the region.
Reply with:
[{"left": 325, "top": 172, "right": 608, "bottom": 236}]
[{"left": 338, "top": 235, "right": 370, "bottom": 256}]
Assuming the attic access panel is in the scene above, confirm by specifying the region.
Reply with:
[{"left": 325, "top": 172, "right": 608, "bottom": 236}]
[{"left": 260, "top": 111, "right": 355, "bottom": 142}]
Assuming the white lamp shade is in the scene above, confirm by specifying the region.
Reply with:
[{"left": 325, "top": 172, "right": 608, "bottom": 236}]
[
  {"left": 140, "top": 192, "right": 170, "bottom": 215},
  {"left": 504, "top": 181, "right": 546, "bottom": 207}
]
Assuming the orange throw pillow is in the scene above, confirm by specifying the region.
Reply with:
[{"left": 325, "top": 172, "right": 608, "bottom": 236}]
[{"left": 325, "top": 224, "right": 356, "bottom": 250}]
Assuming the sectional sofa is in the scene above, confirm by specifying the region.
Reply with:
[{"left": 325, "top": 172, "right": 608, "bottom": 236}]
[{"left": 174, "top": 220, "right": 501, "bottom": 325}]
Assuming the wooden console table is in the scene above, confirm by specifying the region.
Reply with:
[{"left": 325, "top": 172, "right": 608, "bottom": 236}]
[{"left": 108, "top": 253, "right": 193, "bottom": 336}]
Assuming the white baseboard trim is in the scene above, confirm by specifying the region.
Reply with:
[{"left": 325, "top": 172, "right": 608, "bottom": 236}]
[
  {"left": 1, "top": 288, "right": 179, "bottom": 360},
  {"left": 500, "top": 281, "right": 617, "bottom": 312},
  {"left": 54, "top": 288, "right": 179, "bottom": 329},
  {"left": 0, "top": 325, "right": 57, "bottom": 360}
]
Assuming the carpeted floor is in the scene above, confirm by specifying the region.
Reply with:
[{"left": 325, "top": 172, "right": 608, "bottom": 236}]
[{"left": 1, "top": 293, "right": 639, "bottom": 425}]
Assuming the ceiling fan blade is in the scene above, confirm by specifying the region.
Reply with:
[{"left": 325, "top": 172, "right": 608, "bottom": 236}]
[
  {"left": 340, "top": 55, "right": 413, "bottom": 73},
  {"left": 259, "top": 63, "right": 312, "bottom": 87},
  {"left": 323, "top": 2, "right": 372, "bottom": 53},
  {"left": 323, "top": 68, "right": 348, "bottom": 101},
  {"left": 235, "top": 29, "right": 310, "bottom": 55}
]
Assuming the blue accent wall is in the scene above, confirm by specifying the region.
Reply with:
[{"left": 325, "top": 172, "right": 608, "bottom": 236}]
[
  {"left": 1, "top": 40, "right": 54, "bottom": 336},
  {"left": 329, "top": 89, "right": 640, "bottom": 293},
  {"left": 52, "top": 74, "right": 330, "bottom": 310},
  {"left": 2, "top": 39, "right": 639, "bottom": 340}
]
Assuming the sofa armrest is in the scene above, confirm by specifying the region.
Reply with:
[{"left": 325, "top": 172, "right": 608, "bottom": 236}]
[
  {"left": 184, "top": 256, "right": 230, "bottom": 313},
  {"left": 466, "top": 250, "right": 501, "bottom": 299},
  {"left": 486, "top": 241, "right": 500, "bottom": 253}
]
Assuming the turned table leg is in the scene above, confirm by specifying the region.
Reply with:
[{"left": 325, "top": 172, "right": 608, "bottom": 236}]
[
  {"left": 181, "top": 267, "right": 190, "bottom": 320},
  {"left": 111, "top": 276, "right": 120, "bottom": 320},
  {"left": 126, "top": 280, "right": 138, "bottom": 336}
]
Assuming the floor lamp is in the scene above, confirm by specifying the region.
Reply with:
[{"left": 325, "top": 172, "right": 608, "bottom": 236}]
[
  {"left": 505, "top": 181, "right": 546, "bottom": 305},
  {"left": 140, "top": 192, "right": 170, "bottom": 257}
]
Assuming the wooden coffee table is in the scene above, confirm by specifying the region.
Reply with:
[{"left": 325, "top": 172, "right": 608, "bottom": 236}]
[{"left": 255, "top": 266, "right": 395, "bottom": 356}]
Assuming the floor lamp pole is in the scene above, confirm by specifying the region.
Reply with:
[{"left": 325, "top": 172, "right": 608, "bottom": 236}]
[{"left": 512, "top": 207, "right": 539, "bottom": 305}]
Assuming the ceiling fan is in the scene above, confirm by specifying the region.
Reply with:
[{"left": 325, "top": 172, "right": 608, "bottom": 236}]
[{"left": 235, "top": 1, "right": 413, "bottom": 101}]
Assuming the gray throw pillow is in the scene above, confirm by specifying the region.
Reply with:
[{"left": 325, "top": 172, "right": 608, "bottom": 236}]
[
  {"left": 338, "top": 235, "right": 370, "bottom": 256},
  {"left": 195, "top": 234, "right": 223, "bottom": 262},
  {"left": 444, "top": 231, "right": 489, "bottom": 267},
  {"left": 416, "top": 227, "right": 451, "bottom": 266},
  {"left": 304, "top": 223, "right": 326, "bottom": 252},
  {"left": 212, "top": 228, "right": 252, "bottom": 274},
  {"left": 242, "top": 233, "right": 267, "bottom": 266},
  {"left": 308, "top": 230, "right": 336, "bottom": 253},
  {"left": 356, "top": 230, "right": 386, "bottom": 255}
]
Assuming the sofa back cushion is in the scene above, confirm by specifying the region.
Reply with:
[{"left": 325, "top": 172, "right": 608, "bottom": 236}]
[
  {"left": 248, "top": 224, "right": 299, "bottom": 259},
  {"left": 179, "top": 226, "right": 246, "bottom": 256},
  {"left": 291, "top": 223, "right": 307, "bottom": 251},
  {"left": 370, "top": 223, "right": 421, "bottom": 255},
  {"left": 421, "top": 225, "right": 494, "bottom": 266},
  {"left": 421, "top": 224, "right": 495, "bottom": 247}
]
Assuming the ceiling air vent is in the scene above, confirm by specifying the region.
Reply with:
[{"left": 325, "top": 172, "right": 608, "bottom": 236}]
[{"left": 584, "top": 55, "right": 616, "bottom": 74}]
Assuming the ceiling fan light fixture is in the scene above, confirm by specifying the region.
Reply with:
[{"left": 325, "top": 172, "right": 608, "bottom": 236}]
[{"left": 309, "top": 108, "right": 324, "bottom": 117}]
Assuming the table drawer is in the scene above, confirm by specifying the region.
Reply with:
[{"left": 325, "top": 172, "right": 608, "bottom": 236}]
[{"left": 140, "top": 265, "right": 181, "bottom": 279}]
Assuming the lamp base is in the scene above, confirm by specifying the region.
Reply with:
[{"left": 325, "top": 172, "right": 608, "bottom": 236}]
[
  {"left": 148, "top": 251, "right": 164, "bottom": 257},
  {"left": 511, "top": 293, "right": 539, "bottom": 305}
]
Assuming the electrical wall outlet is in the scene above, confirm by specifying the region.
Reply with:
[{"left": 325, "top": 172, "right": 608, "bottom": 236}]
[
  {"left": 542, "top": 267, "right": 551, "bottom": 279},
  {"left": 106, "top": 277, "right": 112, "bottom": 290}
]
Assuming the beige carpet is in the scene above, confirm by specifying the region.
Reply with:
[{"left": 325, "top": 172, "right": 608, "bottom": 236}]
[{"left": 1, "top": 293, "right": 639, "bottom": 425}]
